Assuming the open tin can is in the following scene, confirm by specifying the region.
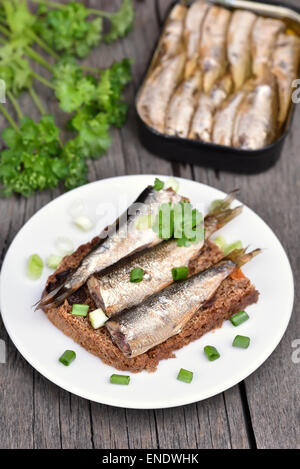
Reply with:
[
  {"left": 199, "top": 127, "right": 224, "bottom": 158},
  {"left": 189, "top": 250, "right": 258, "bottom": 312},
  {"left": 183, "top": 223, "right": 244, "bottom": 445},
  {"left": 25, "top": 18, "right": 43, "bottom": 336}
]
[{"left": 136, "top": 0, "right": 300, "bottom": 174}]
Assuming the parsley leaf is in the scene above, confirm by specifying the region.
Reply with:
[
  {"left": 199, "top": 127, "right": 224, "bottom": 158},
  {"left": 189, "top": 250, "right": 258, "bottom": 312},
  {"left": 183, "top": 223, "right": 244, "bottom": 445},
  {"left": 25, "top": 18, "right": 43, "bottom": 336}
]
[
  {"left": 103, "top": 0, "right": 135, "bottom": 44},
  {"left": 0, "top": 115, "right": 66, "bottom": 197},
  {"left": 153, "top": 178, "right": 165, "bottom": 191},
  {"left": 35, "top": 1, "right": 102, "bottom": 58}
]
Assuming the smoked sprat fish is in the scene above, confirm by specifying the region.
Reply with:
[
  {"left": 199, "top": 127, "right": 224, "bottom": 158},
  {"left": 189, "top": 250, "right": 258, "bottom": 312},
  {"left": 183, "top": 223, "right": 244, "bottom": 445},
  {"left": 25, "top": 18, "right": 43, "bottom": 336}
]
[
  {"left": 213, "top": 92, "right": 245, "bottom": 146},
  {"left": 251, "top": 17, "right": 285, "bottom": 77},
  {"left": 184, "top": 0, "right": 210, "bottom": 78},
  {"left": 88, "top": 191, "right": 242, "bottom": 316},
  {"left": 106, "top": 248, "right": 261, "bottom": 358},
  {"left": 189, "top": 74, "right": 232, "bottom": 141},
  {"left": 36, "top": 186, "right": 185, "bottom": 310},
  {"left": 227, "top": 10, "right": 257, "bottom": 90},
  {"left": 272, "top": 33, "right": 300, "bottom": 127},
  {"left": 137, "top": 53, "right": 186, "bottom": 133},
  {"left": 165, "top": 71, "right": 202, "bottom": 137},
  {"left": 233, "top": 74, "right": 278, "bottom": 150},
  {"left": 200, "top": 6, "right": 231, "bottom": 94},
  {"left": 151, "top": 4, "right": 187, "bottom": 69}
]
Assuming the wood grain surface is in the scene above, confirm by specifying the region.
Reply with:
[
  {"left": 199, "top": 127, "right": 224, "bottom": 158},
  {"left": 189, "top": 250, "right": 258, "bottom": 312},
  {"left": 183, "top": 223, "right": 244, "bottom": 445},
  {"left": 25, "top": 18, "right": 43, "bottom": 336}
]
[{"left": 0, "top": 0, "right": 299, "bottom": 449}]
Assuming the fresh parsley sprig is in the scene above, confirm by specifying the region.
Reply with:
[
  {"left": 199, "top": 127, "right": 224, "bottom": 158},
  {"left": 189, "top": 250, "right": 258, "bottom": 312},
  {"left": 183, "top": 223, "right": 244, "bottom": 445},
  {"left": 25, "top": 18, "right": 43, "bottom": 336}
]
[{"left": 0, "top": 1, "right": 133, "bottom": 197}]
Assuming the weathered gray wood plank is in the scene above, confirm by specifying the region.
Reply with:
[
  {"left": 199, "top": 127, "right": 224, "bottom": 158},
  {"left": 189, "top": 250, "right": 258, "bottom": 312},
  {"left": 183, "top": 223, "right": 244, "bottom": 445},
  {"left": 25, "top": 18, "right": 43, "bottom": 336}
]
[{"left": 0, "top": 0, "right": 299, "bottom": 450}]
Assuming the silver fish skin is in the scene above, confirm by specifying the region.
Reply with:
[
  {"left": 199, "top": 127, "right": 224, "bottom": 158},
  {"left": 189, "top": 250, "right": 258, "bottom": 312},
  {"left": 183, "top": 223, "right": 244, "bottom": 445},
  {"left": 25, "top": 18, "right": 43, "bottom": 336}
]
[
  {"left": 189, "top": 74, "right": 232, "bottom": 141},
  {"left": 227, "top": 10, "right": 257, "bottom": 90},
  {"left": 272, "top": 33, "right": 300, "bottom": 127},
  {"left": 88, "top": 200, "right": 242, "bottom": 317},
  {"left": 233, "top": 74, "right": 278, "bottom": 150},
  {"left": 213, "top": 91, "right": 245, "bottom": 146},
  {"left": 251, "top": 17, "right": 285, "bottom": 77},
  {"left": 152, "top": 4, "right": 187, "bottom": 68},
  {"left": 106, "top": 259, "right": 238, "bottom": 358},
  {"left": 200, "top": 6, "right": 232, "bottom": 94},
  {"left": 189, "top": 93, "right": 214, "bottom": 142},
  {"left": 184, "top": 0, "right": 210, "bottom": 78},
  {"left": 37, "top": 187, "right": 184, "bottom": 309},
  {"left": 137, "top": 53, "right": 186, "bottom": 133},
  {"left": 165, "top": 71, "right": 202, "bottom": 137}
]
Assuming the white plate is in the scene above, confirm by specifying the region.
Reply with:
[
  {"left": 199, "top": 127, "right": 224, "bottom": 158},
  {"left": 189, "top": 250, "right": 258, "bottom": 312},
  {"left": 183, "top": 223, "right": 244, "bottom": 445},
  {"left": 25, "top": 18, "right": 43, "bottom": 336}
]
[{"left": 0, "top": 175, "right": 294, "bottom": 409}]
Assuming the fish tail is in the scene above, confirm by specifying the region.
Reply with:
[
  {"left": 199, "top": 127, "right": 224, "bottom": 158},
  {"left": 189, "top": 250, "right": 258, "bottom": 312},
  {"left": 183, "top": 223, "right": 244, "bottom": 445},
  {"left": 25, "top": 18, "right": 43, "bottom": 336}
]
[
  {"left": 33, "top": 285, "right": 71, "bottom": 311},
  {"left": 210, "top": 205, "right": 243, "bottom": 231},
  {"left": 225, "top": 247, "right": 261, "bottom": 267}
]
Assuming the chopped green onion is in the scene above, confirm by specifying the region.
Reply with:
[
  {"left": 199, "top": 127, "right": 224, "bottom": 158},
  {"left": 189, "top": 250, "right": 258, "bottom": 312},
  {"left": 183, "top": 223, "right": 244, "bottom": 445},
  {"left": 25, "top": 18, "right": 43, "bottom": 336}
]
[
  {"left": 172, "top": 266, "right": 189, "bottom": 281},
  {"left": 55, "top": 236, "right": 74, "bottom": 255},
  {"left": 153, "top": 178, "right": 164, "bottom": 191},
  {"left": 27, "top": 254, "right": 44, "bottom": 280},
  {"left": 46, "top": 254, "right": 63, "bottom": 270},
  {"left": 69, "top": 200, "right": 85, "bottom": 219},
  {"left": 230, "top": 310, "right": 249, "bottom": 327},
  {"left": 72, "top": 304, "right": 89, "bottom": 317},
  {"left": 177, "top": 368, "right": 193, "bottom": 383},
  {"left": 110, "top": 374, "right": 130, "bottom": 385},
  {"left": 165, "top": 177, "right": 179, "bottom": 192},
  {"left": 224, "top": 240, "right": 243, "bottom": 256},
  {"left": 204, "top": 345, "right": 220, "bottom": 361},
  {"left": 232, "top": 335, "right": 250, "bottom": 349},
  {"left": 59, "top": 350, "right": 76, "bottom": 366},
  {"left": 135, "top": 214, "right": 154, "bottom": 230},
  {"left": 89, "top": 309, "right": 108, "bottom": 329},
  {"left": 210, "top": 199, "right": 223, "bottom": 212},
  {"left": 73, "top": 216, "right": 93, "bottom": 232},
  {"left": 130, "top": 267, "right": 144, "bottom": 283},
  {"left": 213, "top": 235, "right": 227, "bottom": 252}
]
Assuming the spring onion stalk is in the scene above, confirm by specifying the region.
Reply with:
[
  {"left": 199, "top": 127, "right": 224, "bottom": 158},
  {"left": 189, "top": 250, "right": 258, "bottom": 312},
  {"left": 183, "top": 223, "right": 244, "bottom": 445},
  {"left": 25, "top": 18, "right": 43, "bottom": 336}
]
[
  {"left": 89, "top": 309, "right": 108, "bottom": 329},
  {"left": 210, "top": 199, "right": 223, "bottom": 212},
  {"left": 55, "top": 236, "right": 74, "bottom": 255},
  {"left": 204, "top": 346, "right": 220, "bottom": 361},
  {"left": 46, "top": 254, "right": 62, "bottom": 270},
  {"left": 177, "top": 368, "right": 193, "bottom": 383},
  {"left": 230, "top": 310, "right": 249, "bottom": 327},
  {"left": 165, "top": 177, "right": 179, "bottom": 192},
  {"left": 172, "top": 266, "right": 188, "bottom": 281},
  {"left": 223, "top": 240, "right": 243, "bottom": 256},
  {"left": 110, "top": 374, "right": 130, "bottom": 385},
  {"left": 73, "top": 216, "right": 94, "bottom": 232},
  {"left": 135, "top": 214, "right": 154, "bottom": 230},
  {"left": 213, "top": 235, "right": 227, "bottom": 252},
  {"left": 72, "top": 304, "right": 89, "bottom": 317},
  {"left": 59, "top": 350, "right": 76, "bottom": 366},
  {"left": 130, "top": 267, "right": 144, "bottom": 283},
  {"left": 27, "top": 254, "right": 44, "bottom": 280},
  {"left": 232, "top": 335, "right": 250, "bottom": 349}
]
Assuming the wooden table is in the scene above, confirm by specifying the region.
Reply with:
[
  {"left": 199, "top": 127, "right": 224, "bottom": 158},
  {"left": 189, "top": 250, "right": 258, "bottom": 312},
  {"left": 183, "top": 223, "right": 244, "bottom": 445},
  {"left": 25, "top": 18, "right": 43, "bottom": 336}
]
[{"left": 0, "top": 0, "right": 299, "bottom": 449}]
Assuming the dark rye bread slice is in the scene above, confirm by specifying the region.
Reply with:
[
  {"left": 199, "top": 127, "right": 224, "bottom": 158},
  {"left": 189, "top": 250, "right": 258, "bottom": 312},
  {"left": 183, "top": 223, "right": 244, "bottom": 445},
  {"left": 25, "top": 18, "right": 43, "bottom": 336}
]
[{"left": 42, "top": 239, "right": 259, "bottom": 373}]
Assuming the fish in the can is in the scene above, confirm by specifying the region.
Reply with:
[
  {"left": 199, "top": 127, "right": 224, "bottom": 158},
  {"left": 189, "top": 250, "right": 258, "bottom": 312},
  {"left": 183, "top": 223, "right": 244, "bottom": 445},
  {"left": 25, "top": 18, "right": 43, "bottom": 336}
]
[
  {"left": 165, "top": 71, "right": 202, "bottom": 137},
  {"left": 251, "top": 17, "right": 285, "bottom": 77},
  {"left": 272, "top": 33, "right": 300, "bottom": 128},
  {"left": 137, "top": 53, "right": 186, "bottom": 133},
  {"left": 227, "top": 10, "right": 257, "bottom": 90},
  {"left": 200, "top": 6, "right": 232, "bottom": 94}
]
